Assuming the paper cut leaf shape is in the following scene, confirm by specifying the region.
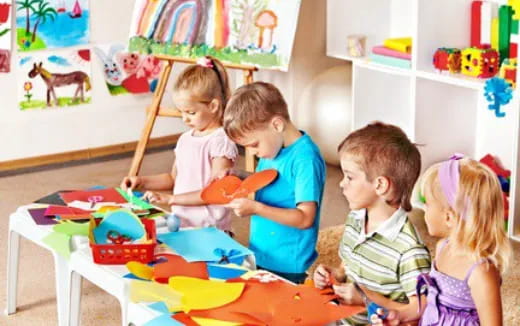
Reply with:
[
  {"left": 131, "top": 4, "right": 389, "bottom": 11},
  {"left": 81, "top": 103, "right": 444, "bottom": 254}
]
[
  {"left": 188, "top": 278, "right": 365, "bottom": 325},
  {"left": 201, "top": 169, "right": 277, "bottom": 204},
  {"left": 93, "top": 209, "right": 145, "bottom": 244},
  {"left": 130, "top": 279, "right": 182, "bottom": 312},
  {"left": 168, "top": 276, "right": 245, "bottom": 312},
  {"left": 126, "top": 261, "right": 154, "bottom": 280},
  {"left": 154, "top": 254, "right": 209, "bottom": 283}
]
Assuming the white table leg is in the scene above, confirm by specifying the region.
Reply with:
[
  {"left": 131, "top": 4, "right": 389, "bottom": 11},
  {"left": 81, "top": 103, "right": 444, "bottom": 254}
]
[
  {"left": 54, "top": 253, "right": 72, "bottom": 326},
  {"left": 69, "top": 271, "right": 82, "bottom": 326},
  {"left": 5, "top": 229, "right": 21, "bottom": 315}
]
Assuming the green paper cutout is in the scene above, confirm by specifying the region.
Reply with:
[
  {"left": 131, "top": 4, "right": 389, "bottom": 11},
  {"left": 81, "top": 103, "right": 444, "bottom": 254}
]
[
  {"left": 53, "top": 221, "right": 90, "bottom": 236},
  {"left": 42, "top": 232, "right": 71, "bottom": 259},
  {"left": 116, "top": 187, "right": 155, "bottom": 210}
]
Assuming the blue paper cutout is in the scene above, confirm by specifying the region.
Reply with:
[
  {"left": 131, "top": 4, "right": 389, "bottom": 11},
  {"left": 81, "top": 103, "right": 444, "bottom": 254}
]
[
  {"left": 157, "top": 227, "right": 253, "bottom": 263},
  {"left": 148, "top": 302, "right": 170, "bottom": 314},
  {"left": 143, "top": 314, "right": 182, "bottom": 326},
  {"left": 93, "top": 209, "right": 145, "bottom": 244},
  {"left": 207, "top": 264, "right": 247, "bottom": 280}
]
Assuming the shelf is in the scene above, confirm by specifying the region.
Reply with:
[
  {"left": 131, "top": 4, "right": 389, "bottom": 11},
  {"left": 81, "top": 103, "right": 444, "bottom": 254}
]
[
  {"left": 328, "top": 52, "right": 412, "bottom": 77},
  {"left": 416, "top": 69, "right": 485, "bottom": 90}
]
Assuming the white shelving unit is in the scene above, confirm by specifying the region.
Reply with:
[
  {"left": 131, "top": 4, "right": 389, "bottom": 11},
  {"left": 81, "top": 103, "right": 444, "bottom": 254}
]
[{"left": 327, "top": 0, "right": 520, "bottom": 241}]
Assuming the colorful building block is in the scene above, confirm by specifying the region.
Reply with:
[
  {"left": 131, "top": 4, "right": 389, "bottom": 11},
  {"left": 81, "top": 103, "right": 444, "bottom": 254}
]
[
  {"left": 500, "top": 58, "right": 517, "bottom": 87},
  {"left": 509, "top": 0, "right": 520, "bottom": 20},
  {"left": 433, "top": 48, "right": 461, "bottom": 72},
  {"left": 499, "top": 5, "right": 513, "bottom": 65},
  {"left": 461, "top": 47, "right": 499, "bottom": 78},
  {"left": 471, "top": 1, "right": 483, "bottom": 47}
]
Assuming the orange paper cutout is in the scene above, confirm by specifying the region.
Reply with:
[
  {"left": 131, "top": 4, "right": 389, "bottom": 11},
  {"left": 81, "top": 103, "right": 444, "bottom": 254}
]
[
  {"left": 201, "top": 170, "right": 278, "bottom": 205},
  {"left": 188, "top": 278, "right": 365, "bottom": 326},
  {"left": 154, "top": 254, "right": 209, "bottom": 283}
]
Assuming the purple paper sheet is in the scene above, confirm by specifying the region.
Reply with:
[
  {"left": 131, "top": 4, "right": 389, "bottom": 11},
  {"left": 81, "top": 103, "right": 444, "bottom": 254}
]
[{"left": 28, "top": 208, "right": 57, "bottom": 225}]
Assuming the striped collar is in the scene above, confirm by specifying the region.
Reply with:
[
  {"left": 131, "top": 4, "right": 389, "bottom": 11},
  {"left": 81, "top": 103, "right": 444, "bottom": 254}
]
[{"left": 352, "top": 207, "right": 408, "bottom": 242}]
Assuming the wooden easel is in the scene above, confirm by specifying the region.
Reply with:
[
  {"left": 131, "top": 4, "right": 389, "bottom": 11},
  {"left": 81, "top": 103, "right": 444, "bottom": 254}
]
[{"left": 128, "top": 54, "right": 258, "bottom": 177}]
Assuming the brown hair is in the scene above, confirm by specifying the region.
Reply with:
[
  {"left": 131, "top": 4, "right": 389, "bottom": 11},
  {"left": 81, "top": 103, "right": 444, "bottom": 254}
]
[
  {"left": 173, "top": 56, "right": 231, "bottom": 119},
  {"left": 338, "top": 122, "right": 421, "bottom": 211},
  {"left": 223, "top": 81, "right": 290, "bottom": 140},
  {"left": 421, "top": 159, "right": 511, "bottom": 273}
]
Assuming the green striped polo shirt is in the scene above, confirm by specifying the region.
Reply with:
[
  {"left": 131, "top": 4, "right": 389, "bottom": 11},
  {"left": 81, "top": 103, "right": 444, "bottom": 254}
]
[{"left": 339, "top": 208, "right": 431, "bottom": 325}]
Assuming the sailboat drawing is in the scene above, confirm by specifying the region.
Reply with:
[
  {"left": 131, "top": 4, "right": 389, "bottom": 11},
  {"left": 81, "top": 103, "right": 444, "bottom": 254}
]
[{"left": 69, "top": 0, "right": 82, "bottom": 18}]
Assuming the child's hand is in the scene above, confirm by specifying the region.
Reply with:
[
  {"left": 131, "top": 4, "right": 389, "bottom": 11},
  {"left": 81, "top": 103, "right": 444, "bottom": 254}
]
[
  {"left": 226, "top": 198, "right": 259, "bottom": 217},
  {"left": 370, "top": 309, "right": 400, "bottom": 326},
  {"left": 142, "top": 191, "right": 171, "bottom": 205},
  {"left": 313, "top": 264, "right": 332, "bottom": 289},
  {"left": 332, "top": 283, "right": 363, "bottom": 305},
  {"left": 121, "top": 176, "right": 141, "bottom": 191}
]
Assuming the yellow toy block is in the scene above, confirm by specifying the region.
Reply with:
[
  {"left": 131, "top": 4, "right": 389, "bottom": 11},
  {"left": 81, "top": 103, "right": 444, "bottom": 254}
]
[
  {"left": 492, "top": 17, "right": 499, "bottom": 51},
  {"left": 509, "top": 0, "right": 520, "bottom": 20},
  {"left": 461, "top": 47, "right": 500, "bottom": 78},
  {"left": 500, "top": 58, "right": 517, "bottom": 87}
]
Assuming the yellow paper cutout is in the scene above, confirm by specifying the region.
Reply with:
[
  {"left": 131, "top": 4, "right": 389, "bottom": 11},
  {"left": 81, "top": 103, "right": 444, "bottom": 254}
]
[
  {"left": 130, "top": 280, "right": 182, "bottom": 312},
  {"left": 192, "top": 317, "right": 243, "bottom": 326},
  {"left": 168, "top": 276, "right": 245, "bottom": 312},
  {"left": 126, "top": 261, "right": 154, "bottom": 280}
]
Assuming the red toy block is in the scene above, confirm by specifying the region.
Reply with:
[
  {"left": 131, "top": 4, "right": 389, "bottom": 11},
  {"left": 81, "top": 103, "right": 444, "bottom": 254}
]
[
  {"left": 471, "top": 1, "right": 483, "bottom": 47},
  {"left": 480, "top": 154, "right": 511, "bottom": 178}
]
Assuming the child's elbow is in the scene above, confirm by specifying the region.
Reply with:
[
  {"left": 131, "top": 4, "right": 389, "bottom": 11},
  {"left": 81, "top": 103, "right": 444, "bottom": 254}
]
[{"left": 298, "top": 217, "right": 315, "bottom": 229}]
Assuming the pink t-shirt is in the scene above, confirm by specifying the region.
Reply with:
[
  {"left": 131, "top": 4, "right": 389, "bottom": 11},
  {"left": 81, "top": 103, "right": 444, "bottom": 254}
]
[{"left": 172, "top": 127, "right": 238, "bottom": 231}]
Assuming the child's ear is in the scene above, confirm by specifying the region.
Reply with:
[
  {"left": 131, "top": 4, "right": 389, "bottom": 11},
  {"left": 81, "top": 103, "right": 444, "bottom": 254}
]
[
  {"left": 208, "top": 98, "right": 220, "bottom": 114},
  {"left": 445, "top": 209, "right": 457, "bottom": 228},
  {"left": 374, "top": 176, "right": 391, "bottom": 196},
  {"left": 270, "top": 116, "right": 285, "bottom": 133}
]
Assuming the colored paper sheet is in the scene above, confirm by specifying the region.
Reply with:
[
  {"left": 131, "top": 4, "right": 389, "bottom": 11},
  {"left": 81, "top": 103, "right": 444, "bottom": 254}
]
[
  {"left": 143, "top": 314, "right": 183, "bottom": 326},
  {"left": 371, "top": 45, "right": 411, "bottom": 60},
  {"left": 93, "top": 209, "right": 145, "bottom": 244},
  {"left": 188, "top": 278, "right": 365, "bottom": 325},
  {"left": 116, "top": 187, "right": 155, "bottom": 210},
  {"left": 148, "top": 302, "right": 170, "bottom": 314},
  {"left": 126, "top": 261, "right": 154, "bottom": 280},
  {"left": 53, "top": 220, "right": 89, "bottom": 236},
  {"left": 130, "top": 279, "right": 182, "bottom": 312},
  {"left": 28, "top": 208, "right": 57, "bottom": 225},
  {"left": 168, "top": 276, "right": 245, "bottom": 312},
  {"left": 192, "top": 317, "right": 242, "bottom": 326},
  {"left": 42, "top": 232, "right": 71, "bottom": 259},
  {"left": 60, "top": 188, "right": 127, "bottom": 204},
  {"left": 154, "top": 254, "right": 209, "bottom": 283},
  {"left": 158, "top": 228, "right": 252, "bottom": 263},
  {"left": 34, "top": 190, "right": 73, "bottom": 205},
  {"left": 207, "top": 264, "right": 247, "bottom": 280},
  {"left": 370, "top": 53, "right": 411, "bottom": 69}
]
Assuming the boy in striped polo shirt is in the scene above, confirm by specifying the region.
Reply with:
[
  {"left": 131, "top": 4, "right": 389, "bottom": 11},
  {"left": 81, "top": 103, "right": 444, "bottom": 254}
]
[{"left": 313, "top": 122, "right": 431, "bottom": 325}]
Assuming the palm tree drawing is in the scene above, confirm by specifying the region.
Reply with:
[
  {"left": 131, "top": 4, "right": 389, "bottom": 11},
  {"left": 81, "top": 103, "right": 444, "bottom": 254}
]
[
  {"left": 31, "top": 0, "right": 57, "bottom": 42},
  {"left": 16, "top": 0, "right": 39, "bottom": 35}
]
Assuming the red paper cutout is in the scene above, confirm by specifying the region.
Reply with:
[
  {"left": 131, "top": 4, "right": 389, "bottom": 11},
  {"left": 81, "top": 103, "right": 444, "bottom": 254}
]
[
  {"left": 201, "top": 170, "right": 278, "bottom": 205},
  {"left": 45, "top": 205, "right": 91, "bottom": 216},
  {"left": 122, "top": 73, "right": 150, "bottom": 93},
  {"left": 153, "top": 254, "right": 209, "bottom": 283},
  {"left": 60, "top": 188, "right": 127, "bottom": 204},
  {"left": 172, "top": 312, "right": 199, "bottom": 325}
]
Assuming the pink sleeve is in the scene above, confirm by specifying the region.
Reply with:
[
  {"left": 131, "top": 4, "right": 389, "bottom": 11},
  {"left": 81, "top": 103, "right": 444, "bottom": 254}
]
[{"left": 209, "top": 133, "right": 238, "bottom": 161}]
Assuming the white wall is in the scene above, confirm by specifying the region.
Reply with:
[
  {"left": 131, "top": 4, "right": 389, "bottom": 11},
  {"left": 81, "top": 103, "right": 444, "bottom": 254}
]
[{"left": 1, "top": 0, "right": 351, "bottom": 166}]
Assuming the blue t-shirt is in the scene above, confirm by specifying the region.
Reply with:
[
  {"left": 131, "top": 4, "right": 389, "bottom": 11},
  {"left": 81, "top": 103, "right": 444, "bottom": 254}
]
[{"left": 250, "top": 132, "right": 326, "bottom": 274}]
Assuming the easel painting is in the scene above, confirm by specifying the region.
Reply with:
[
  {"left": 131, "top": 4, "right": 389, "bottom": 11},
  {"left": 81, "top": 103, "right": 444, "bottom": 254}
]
[
  {"left": 16, "top": 0, "right": 90, "bottom": 52},
  {"left": 18, "top": 49, "right": 92, "bottom": 110},
  {"left": 0, "top": 0, "right": 12, "bottom": 72},
  {"left": 129, "top": 0, "right": 302, "bottom": 71},
  {"left": 93, "top": 43, "right": 163, "bottom": 96}
]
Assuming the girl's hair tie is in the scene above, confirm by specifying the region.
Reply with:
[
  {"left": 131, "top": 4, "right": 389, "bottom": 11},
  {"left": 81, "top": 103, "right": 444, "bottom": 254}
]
[
  {"left": 196, "top": 57, "right": 214, "bottom": 68},
  {"left": 439, "top": 153, "right": 468, "bottom": 219}
]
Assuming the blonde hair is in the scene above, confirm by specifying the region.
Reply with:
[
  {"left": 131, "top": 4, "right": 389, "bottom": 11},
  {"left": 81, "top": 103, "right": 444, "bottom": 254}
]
[
  {"left": 173, "top": 56, "right": 231, "bottom": 120},
  {"left": 223, "top": 82, "right": 290, "bottom": 140},
  {"left": 338, "top": 122, "right": 421, "bottom": 211},
  {"left": 421, "top": 158, "right": 511, "bottom": 273}
]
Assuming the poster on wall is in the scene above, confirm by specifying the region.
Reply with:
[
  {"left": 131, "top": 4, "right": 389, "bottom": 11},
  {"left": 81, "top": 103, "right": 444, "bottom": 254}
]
[
  {"left": 0, "top": 0, "right": 12, "bottom": 72},
  {"left": 16, "top": 0, "right": 90, "bottom": 52},
  {"left": 128, "top": 0, "right": 302, "bottom": 71},
  {"left": 18, "top": 48, "right": 92, "bottom": 110},
  {"left": 93, "top": 43, "right": 163, "bottom": 96}
]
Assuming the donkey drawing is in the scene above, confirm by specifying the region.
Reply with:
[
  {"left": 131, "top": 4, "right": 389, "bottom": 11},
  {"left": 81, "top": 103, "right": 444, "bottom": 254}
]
[{"left": 28, "top": 62, "right": 91, "bottom": 106}]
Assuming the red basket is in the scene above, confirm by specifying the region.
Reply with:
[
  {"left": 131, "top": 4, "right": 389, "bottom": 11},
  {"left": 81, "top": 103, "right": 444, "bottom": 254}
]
[{"left": 89, "top": 218, "right": 157, "bottom": 265}]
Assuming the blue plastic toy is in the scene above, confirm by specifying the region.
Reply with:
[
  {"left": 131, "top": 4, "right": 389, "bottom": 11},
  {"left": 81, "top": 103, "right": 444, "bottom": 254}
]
[
  {"left": 484, "top": 77, "right": 513, "bottom": 117},
  {"left": 166, "top": 213, "right": 181, "bottom": 232}
]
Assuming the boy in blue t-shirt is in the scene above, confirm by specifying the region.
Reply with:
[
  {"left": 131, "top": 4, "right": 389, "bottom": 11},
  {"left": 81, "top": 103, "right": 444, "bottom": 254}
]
[{"left": 222, "top": 82, "right": 326, "bottom": 283}]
